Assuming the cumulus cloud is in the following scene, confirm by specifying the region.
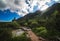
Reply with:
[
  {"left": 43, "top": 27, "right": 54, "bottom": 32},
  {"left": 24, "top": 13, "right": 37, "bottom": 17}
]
[
  {"left": 0, "top": 0, "right": 60, "bottom": 17},
  {"left": 55, "top": 0, "right": 60, "bottom": 3},
  {"left": 0, "top": 0, "right": 7, "bottom": 10}
]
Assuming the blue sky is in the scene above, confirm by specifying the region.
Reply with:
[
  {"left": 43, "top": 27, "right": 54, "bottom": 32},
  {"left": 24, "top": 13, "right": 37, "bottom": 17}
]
[
  {"left": 0, "top": 9, "right": 20, "bottom": 22},
  {"left": 0, "top": 0, "right": 59, "bottom": 22}
]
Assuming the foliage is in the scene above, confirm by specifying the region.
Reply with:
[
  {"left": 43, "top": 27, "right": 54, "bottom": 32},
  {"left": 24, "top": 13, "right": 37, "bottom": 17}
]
[
  {"left": 0, "top": 3, "right": 60, "bottom": 41},
  {"left": 11, "top": 33, "right": 31, "bottom": 41},
  {"left": 0, "top": 28, "right": 12, "bottom": 41},
  {"left": 0, "top": 27, "right": 31, "bottom": 41},
  {"left": 16, "top": 3, "right": 60, "bottom": 40}
]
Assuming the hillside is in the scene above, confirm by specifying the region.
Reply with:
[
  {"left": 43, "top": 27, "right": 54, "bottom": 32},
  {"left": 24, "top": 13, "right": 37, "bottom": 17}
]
[{"left": 0, "top": 3, "right": 60, "bottom": 41}]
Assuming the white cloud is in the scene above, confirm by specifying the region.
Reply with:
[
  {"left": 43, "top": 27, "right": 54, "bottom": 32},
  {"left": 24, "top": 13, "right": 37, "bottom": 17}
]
[
  {"left": 55, "top": 0, "right": 60, "bottom": 3},
  {"left": 0, "top": 0, "right": 59, "bottom": 17},
  {"left": 40, "top": 5, "right": 49, "bottom": 11}
]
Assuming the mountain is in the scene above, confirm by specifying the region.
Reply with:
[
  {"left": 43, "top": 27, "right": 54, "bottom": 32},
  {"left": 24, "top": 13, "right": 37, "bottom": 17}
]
[{"left": 17, "top": 3, "right": 58, "bottom": 21}]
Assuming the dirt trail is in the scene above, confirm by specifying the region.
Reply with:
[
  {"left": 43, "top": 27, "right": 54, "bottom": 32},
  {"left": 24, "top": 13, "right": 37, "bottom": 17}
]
[
  {"left": 27, "top": 30, "right": 40, "bottom": 41},
  {"left": 21, "top": 27, "right": 46, "bottom": 41}
]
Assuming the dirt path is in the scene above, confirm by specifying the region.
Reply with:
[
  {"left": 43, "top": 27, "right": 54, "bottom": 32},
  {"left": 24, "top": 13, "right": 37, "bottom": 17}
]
[
  {"left": 21, "top": 27, "right": 46, "bottom": 41},
  {"left": 27, "top": 30, "right": 40, "bottom": 41}
]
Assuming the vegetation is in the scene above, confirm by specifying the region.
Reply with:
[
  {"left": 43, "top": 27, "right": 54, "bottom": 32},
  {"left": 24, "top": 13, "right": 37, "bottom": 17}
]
[
  {"left": 11, "top": 33, "right": 31, "bottom": 41},
  {"left": 0, "top": 27, "right": 31, "bottom": 41},
  {"left": 0, "top": 22, "right": 31, "bottom": 41},
  {"left": 0, "top": 3, "right": 60, "bottom": 41},
  {"left": 0, "top": 28, "right": 12, "bottom": 41},
  {"left": 17, "top": 3, "right": 60, "bottom": 40}
]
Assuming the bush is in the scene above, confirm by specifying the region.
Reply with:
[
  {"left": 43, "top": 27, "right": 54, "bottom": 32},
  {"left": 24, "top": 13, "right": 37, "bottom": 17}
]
[
  {"left": 11, "top": 33, "right": 31, "bottom": 41},
  {"left": 0, "top": 28, "right": 12, "bottom": 41}
]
